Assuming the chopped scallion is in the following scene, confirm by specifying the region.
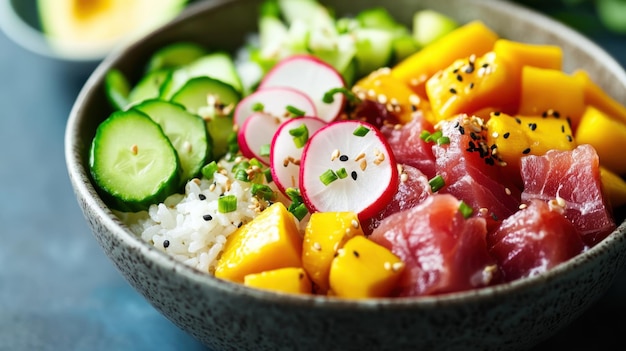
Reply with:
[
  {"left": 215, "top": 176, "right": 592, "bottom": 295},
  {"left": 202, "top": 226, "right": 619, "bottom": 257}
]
[
  {"left": 319, "top": 169, "right": 338, "bottom": 186},
  {"left": 201, "top": 161, "right": 218, "bottom": 180},
  {"left": 289, "top": 203, "right": 309, "bottom": 221},
  {"left": 234, "top": 169, "right": 249, "bottom": 182},
  {"left": 322, "top": 87, "right": 360, "bottom": 104},
  {"left": 437, "top": 136, "right": 450, "bottom": 145},
  {"left": 289, "top": 124, "right": 309, "bottom": 148},
  {"left": 259, "top": 143, "right": 271, "bottom": 157},
  {"left": 252, "top": 102, "right": 264, "bottom": 112},
  {"left": 429, "top": 175, "right": 445, "bottom": 192},
  {"left": 251, "top": 183, "right": 276, "bottom": 201},
  {"left": 353, "top": 125, "right": 370, "bottom": 137},
  {"left": 286, "top": 105, "right": 305, "bottom": 117},
  {"left": 459, "top": 201, "right": 473, "bottom": 219},
  {"left": 336, "top": 167, "right": 348, "bottom": 179},
  {"left": 218, "top": 195, "right": 237, "bottom": 213}
]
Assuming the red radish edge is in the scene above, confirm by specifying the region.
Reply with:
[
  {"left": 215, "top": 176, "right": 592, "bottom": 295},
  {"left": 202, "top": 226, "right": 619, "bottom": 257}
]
[
  {"left": 258, "top": 54, "right": 346, "bottom": 123},
  {"left": 270, "top": 116, "right": 327, "bottom": 196},
  {"left": 233, "top": 86, "right": 317, "bottom": 127},
  {"left": 298, "top": 120, "right": 399, "bottom": 221},
  {"left": 237, "top": 112, "right": 282, "bottom": 165}
]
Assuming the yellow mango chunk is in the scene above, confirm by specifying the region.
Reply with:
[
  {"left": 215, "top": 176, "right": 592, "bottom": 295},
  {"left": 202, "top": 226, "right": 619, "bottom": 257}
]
[
  {"left": 329, "top": 236, "right": 404, "bottom": 299},
  {"left": 352, "top": 67, "right": 430, "bottom": 124},
  {"left": 493, "top": 39, "right": 562, "bottom": 72},
  {"left": 426, "top": 51, "right": 516, "bottom": 122},
  {"left": 302, "top": 212, "right": 364, "bottom": 294},
  {"left": 215, "top": 202, "right": 302, "bottom": 282},
  {"left": 243, "top": 267, "right": 312, "bottom": 295},
  {"left": 518, "top": 66, "right": 586, "bottom": 129},
  {"left": 391, "top": 20, "right": 498, "bottom": 98},
  {"left": 575, "top": 105, "right": 626, "bottom": 175},
  {"left": 600, "top": 166, "right": 626, "bottom": 208},
  {"left": 486, "top": 112, "right": 576, "bottom": 186},
  {"left": 573, "top": 69, "right": 626, "bottom": 125}
]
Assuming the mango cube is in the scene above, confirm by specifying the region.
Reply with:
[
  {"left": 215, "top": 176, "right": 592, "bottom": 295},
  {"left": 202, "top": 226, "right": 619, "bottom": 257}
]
[
  {"left": 329, "top": 236, "right": 404, "bottom": 299},
  {"left": 215, "top": 202, "right": 302, "bottom": 282},
  {"left": 244, "top": 267, "right": 312, "bottom": 295},
  {"left": 302, "top": 212, "right": 364, "bottom": 293}
]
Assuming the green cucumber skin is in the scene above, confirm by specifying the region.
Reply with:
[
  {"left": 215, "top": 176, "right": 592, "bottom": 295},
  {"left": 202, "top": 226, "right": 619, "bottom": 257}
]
[
  {"left": 89, "top": 110, "right": 182, "bottom": 212},
  {"left": 133, "top": 99, "right": 213, "bottom": 184}
]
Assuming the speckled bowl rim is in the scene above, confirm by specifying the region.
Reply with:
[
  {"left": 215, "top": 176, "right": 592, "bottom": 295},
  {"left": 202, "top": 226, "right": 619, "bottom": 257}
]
[{"left": 66, "top": 0, "right": 626, "bottom": 311}]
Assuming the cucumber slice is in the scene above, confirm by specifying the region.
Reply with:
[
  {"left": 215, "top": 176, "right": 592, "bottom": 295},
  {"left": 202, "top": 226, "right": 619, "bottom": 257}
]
[
  {"left": 127, "top": 69, "right": 172, "bottom": 107},
  {"left": 412, "top": 10, "right": 459, "bottom": 48},
  {"left": 160, "top": 52, "right": 243, "bottom": 99},
  {"left": 355, "top": 6, "right": 399, "bottom": 30},
  {"left": 104, "top": 69, "right": 131, "bottom": 110},
  {"left": 170, "top": 76, "right": 241, "bottom": 159},
  {"left": 146, "top": 42, "right": 208, "bottom": 72},
  {"left": 353, "top": 28, "right": 394, "bottom": 77},
  {"left": 133, "top": 99, "right": 212, "bottom": 183},
  {"left": 89, "top": 109, "right": 181, "bottom": 212}
]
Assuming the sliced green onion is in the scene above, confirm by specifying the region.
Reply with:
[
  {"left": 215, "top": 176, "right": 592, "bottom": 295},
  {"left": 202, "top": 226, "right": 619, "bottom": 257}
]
[
  {"left": 286, "top": 105, "right": 305, "bottom": 117},
  {"left": 320, "top": 169, "right": 339, "bottom": 186},
  {"left": 218, "top": 195, "right": 237, "bottom": 213},
  {"left": 252, "top": 102, "right": 264, "bottom": 112},
  {"left": 353, "top": 125, "right": 370, "bottom": 137},
  {"left": 426, "top": 130, "right": 443, "bottom": 143},
  {"left": 289, "top": 124, "right": 309, "bottom": 148},
  {"left": 419, "top": 130, "right": 431, "bottom": 141},
  {"left": 251, "top": 183, "right": 276, "bottom": 201},
  {"left": 459, "top": 201, "right": 473, "bottom": 219},
  {"left": 437, "top": 136, "right": 450, "bottom": 145},
  {"left": 201, "top": 161, "right": 218, "bottom": 180},
  {"left": 259, "top": 143, "right": 271, "bottom": 157},
  {"left": 234, "top": 169, "right": 249, "bottom": 182},
  {"left": 429, "top": 174, "right": 445, "bottom": 192},
  {"left": 336, "top": 167, "right": 348, "bottom": 179},
  {"left": 289, "top": 203, "right": 309, "bottom": 221},
  {"left": 263, "top": 168, "right": 273, "bottom": 183},
  {"left": 322, "top": 87, "right": 361, "bottom": 104},
  {"left": 285, "top": 187, "right": 303, "bottom": 203}
]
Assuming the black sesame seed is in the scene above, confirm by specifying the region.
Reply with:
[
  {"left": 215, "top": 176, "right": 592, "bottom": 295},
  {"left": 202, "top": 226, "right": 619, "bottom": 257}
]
[
  {"left": 465, "top": 65, "right": 475, "bottom": 74},
  {"left": 456, "top": 75, "right": 463, "bottom": 82},
  {"left": 198, "top": 194, "right": 206, "bottom": 200},
  {"left": 353, "top": 250, "right": 360, "bottom": 258},
  {"left": 503, "top": 132, "right": 510, "bottom": 139},
  {"left": 493, "top": 111, "right": 501, "bottom": 116},
  {"left": 468, "top": 141, "right": 477, "bottom": 150},
  {"left": 203, "top": 214, "right": 213, "bottom": 221},
  {"left": 449, "top": 88, "right": 457, "bottom": 94},
  {"left": 515, "top": 118, "right": 521, "bottom": 124},
  {"left": 553, "top": 111, "right": 561, "bottom": 118},
  {"left": 469, "top": 82, "right": 474, "bottom": 89},
  {"left": 237, "top": 221, "right": 243, "bottom": 228},
  {"left": 528, "top": 123, "right": 537, "bottom": 131},
  {"left": 485, "top": 157, "right": 495, "bottom": 166},
  {"left": 163, "top": 240, "right": 170, "bottom": 248},
  {"left": 351, "top": 171, "right": 357, "bottom": 180},
  {"left": 567, "top": 135, "right": 573, "bottom": 142},
  {"left": 339, "top": 155, "right": 349, "bottom": 161},
  {"left": 459, "top": 126, "right": 465, "bottom": 135},
  {"left": 470, "top": 132, "right": 479, "bottom": 140},
  {"left": 522, "top": 148, "right": 531, "bottom": 154},
  {"left": 561, "top": 125, "right": 565, "bottom": 133}
]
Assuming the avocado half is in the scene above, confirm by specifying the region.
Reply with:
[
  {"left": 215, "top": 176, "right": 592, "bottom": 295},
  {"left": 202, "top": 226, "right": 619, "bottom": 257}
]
[{"left": 37, "top": 0, "right": 188, "bottom": 61}]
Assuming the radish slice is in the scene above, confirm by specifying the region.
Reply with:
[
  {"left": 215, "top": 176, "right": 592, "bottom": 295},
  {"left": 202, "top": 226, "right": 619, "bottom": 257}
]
[
  {"left": 237, "top": 112, "right": 282, "bottom": 165},
  {"left": 299, "top": 120, "right": 399, "bottom": 220},
  {"left": 233, "top": 86, "right": 317, "bottom": 127},
  {"left": 270, "top": 116, "right": 327, "bottom": 195},
  {"left": 258, "top": 54, "right": 346, "bottom": 123}
]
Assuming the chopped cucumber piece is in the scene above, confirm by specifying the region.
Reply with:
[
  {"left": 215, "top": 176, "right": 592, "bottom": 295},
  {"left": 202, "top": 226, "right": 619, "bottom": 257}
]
[
  {"left": 104, "top": 69, "right": 131, "bottom": 110},
  {"left": 355, "top": 6, "right": 399, "bottom": 30},
  {"left": 89, "top": 109, "right": 181, "bottom": 212},
  {"left": 392, "top": 33, "right": 421, "bottom": 62},
  {"left": 133, "top": 99, "right": 212, "bottom": 184},
  {"left": 170, "top": 77, "right": 241, "bottom": 159},
  {"left": 277, "top": 0, "right": 334, "bottom": 29},
  {"left": 160, "top": 52, "right": 244, "bottom": 99},
  {"left": 146, "top": 42, "right": 208, "bottom": 72},
  {"left": 353, "top": 28, "right": 394, "bottom": 77},
  {"left": 412, "top": 10, "right": 459, "bottom": 48},
  {"left": 127, "top": 69, "right": 172, "bottom": 107}
]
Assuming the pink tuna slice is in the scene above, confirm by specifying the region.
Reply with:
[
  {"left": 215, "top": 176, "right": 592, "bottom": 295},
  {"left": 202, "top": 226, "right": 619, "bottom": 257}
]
[
  {"left": 380, "top": 111, "right": 437, "bottom": 179},
  {"left": 488, "top": 199, "right": 586, "bottom": 282},
  {"left": 433, "top": 115, "right": 522, "bottom": 232},
  {"left": 370, "top": 193, "right": 499, "bottom": 297},
  {"left": 362, "top": 164, "right": 432, "bottom": 234},
  {"left": 520, "top": 144, "right": 616, "bottom": 247}
]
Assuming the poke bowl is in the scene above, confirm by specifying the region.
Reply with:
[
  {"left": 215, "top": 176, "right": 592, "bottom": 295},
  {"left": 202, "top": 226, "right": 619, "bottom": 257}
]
[{"left": 65, "top": 0, "right": 626, "bottom": 350}]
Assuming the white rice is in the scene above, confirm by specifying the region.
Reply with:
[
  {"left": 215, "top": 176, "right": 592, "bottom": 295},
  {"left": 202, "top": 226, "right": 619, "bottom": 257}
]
[{"left": 117, "top": 157, "right": 276, "bottom": 274}]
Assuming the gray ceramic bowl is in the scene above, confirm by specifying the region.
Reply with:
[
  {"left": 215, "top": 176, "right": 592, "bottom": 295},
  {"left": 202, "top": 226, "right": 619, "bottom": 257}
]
[{"left": 65, "top": 0, "right": 626, "bottom": 350}]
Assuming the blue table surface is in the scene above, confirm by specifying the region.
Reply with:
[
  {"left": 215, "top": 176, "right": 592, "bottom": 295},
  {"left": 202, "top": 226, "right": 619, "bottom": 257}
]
[{"left": 1, "top": 5, "right": 626, "bottom": 351}]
